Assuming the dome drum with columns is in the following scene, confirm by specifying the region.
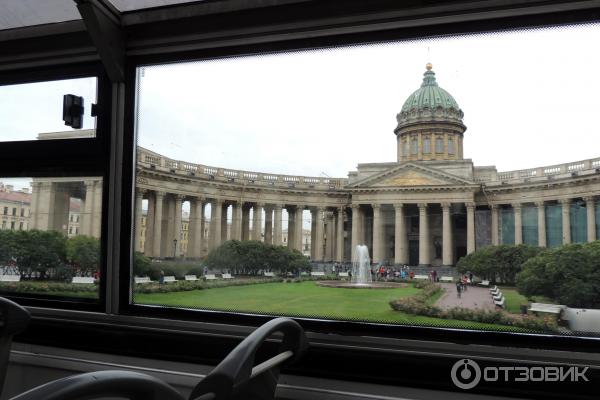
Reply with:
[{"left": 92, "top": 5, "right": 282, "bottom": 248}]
[
  {"left": 29, "top": 65, "right": 600, "bottom": 268},
  {"left": 395, "top": 63, "right": 466, "bottom": 163}
]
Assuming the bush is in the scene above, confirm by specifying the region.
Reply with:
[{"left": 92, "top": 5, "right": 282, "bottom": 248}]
[
  {"left": 389, "top": 283, "right": 558, "bottom": 332},
  {"left": 457, "top": 244, "right": 545, "bottom": 285},
  {"left": 517, "top": 241, "right": 600, "bottom": 308},
  {"left": 204, "top": 240, "right": 311, "bottom": 275},
  {"left": 133, "top": 277, "right": 284, "bottom": 294}
]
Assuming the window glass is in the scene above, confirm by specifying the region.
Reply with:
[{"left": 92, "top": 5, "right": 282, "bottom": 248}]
[
  {"left": 132, "top": 24, "right": 600, "bottom": 336},
  {"left": 0, "top": 78, "right": 97, "bottom": 142},
  {"left": 435, "top": 137, "right": 443, "bottom": 153},
  {"left": 0, "top": 177, "right": 102, "bottom": 299}
]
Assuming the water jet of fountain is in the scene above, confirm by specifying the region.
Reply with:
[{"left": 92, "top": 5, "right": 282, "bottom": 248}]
[{"left": 351, "top": 244, "right": 372, "bottom": 285}]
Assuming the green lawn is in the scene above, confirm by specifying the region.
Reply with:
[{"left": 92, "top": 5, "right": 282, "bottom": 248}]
[{"left": 134, "top": 281, "right": 512, "bottom": 330}]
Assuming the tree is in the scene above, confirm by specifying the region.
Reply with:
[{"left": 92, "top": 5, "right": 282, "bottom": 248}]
[
  {"left": 517, "top": 242, "right": 600, "bottom": 308},
  {"left": 204, "top": 240, "right": 311, "bottom": 275},
  {"left": 133, "top": 251, "right": 152, "bottom": 277},
  {"left": 12, "top": 230, "right": 67, "bottom": 279},
  {"left": 457, "top": 244, "right": 545, "bottom": 285},
  {"left": 66, "top": 235, "right": 100, "bottom": 276}
]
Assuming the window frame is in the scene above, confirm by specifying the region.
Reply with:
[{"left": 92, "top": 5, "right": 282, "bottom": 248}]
[
  {"left": 0, "top": 62, "right": 112, "bottom": 312},
  {"left": 3, "top": 3, "right": 600, "bottom": 398}
]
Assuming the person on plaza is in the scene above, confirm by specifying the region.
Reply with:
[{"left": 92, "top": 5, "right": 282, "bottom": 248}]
[
  {"left": 409, "top": 271, "right": 415, "bottom": 280},
  {"left": 432, "top": 269, "right": 438, "bottom": 282},
  {"left": 159, "top": 270, "right": 165, "bottom": 285},
  {"left": 469, "top": 272, "right": 474, "bottom": 283},
  {"left": 456, "top": 281, "right": 462, "bottom": 298}
]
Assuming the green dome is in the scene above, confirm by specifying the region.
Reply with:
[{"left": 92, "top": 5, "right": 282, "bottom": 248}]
[
  {"left": 395, "top": 65, "right": 464, "bottom": 132},
  {"left": 401, "top": 67, "right": 461, "bottom": 113}
]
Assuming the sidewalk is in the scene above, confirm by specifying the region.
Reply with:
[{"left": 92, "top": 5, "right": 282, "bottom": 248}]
[{"left": 435, "top": 283, "right": 495, "bottom": 310}]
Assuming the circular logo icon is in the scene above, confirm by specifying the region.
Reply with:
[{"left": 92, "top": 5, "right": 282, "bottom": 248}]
[{"left": 451, "top": 358, "right": 481, "bottom": 390}]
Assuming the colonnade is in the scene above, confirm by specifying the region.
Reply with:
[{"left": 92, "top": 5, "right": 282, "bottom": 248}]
[
  {"left": 137, "top": 189, "right": 599, "bottom": 265},
  {"left": 136, "top": 190, "right": 347, "bottom": 261}
]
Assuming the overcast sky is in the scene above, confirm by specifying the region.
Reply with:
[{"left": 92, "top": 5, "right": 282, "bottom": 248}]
[
  {"left": 136, "top": 23, "right": 600, "bottom": 179},
  {"left": 2, "top": 23, "right": 600, "bottom": 198}
]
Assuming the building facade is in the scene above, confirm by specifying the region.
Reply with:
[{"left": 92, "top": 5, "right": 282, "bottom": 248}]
[{"left": 30, "top": 66, "right": 600, "bottom": 266}]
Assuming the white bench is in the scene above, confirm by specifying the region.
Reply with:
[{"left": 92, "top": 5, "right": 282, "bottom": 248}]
[
  {"left": 72, "top": 277, "right": 95, "bottom": 284},
  {"left": 264, "top": 272, "right": 275, "bottom": 277},
  {"left": 494, "top": 296, "right": 505, "bottom": 308},
  {"left": 163, "top": 276, "right": 176, "bottom": 283},
  {"left": 440, "top": 276, "right": 453, "bottom": 282},
  {"left": 478, "top": 280, "right": 490, "bottom": 287},
  {"left": 222, "top": 273, "right": 233, "bottom": 279},
  {"left": 204, "top": 274, "right": 217, "bottom": 280},
  {"left": 529, "top": 303, "right": 565, "bottom": 314},
  {"left": 492, "top": 292, "right": 503, "bottom": 302},
  {"left": 338, "top": 272, "right": 349, "bottom": 277},
  {"left": 310, "top": 271, "right": 325, "bottom": 277},
  {"left": 0, "top": 274, "right": 21, "bottom": 282},
  {"left": 491, "top": 288, "right": 500, "bottom": 296},
  {"left": 134, "top": 276, "right": 152, "bottom": 284},
  {"left": 300, "top": 272, "right": 308, "bottom": 276},
  {"left": 414, "top": 274, "right": 429, "bottom": 280},
  {"left": 184, "top": 275, "right": 198, "bottom": 281},
  {"left": 489, "top": 285, "right": 498, "bottom": 293}
]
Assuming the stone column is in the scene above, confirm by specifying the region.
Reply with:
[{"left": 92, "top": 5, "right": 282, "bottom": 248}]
[
  {"left": 152, "top": 191, "right": 165, "bottom": 258},
  {"left": 326, "top": 213, "right": 335, "bottom": 261},
  {"left": 134, "top": 189, "right": 144, "bottom": 252},
  {"left": 466, "top": 202, "right": 475, "bottom": 254},
  {"left": 513, "top": 203, "right": 522, "bottom": 245},
  {"left": 560, "top": 198, "right": 571, "bottom": 244},
  {"left": 351, "top": 204, "right": 361, "bottom": 261},
  {"left": 315, "top": 206, "right": 325, "bottom": 261},
  {"left": 394, "top": 204, "right": 407, "bottom": 265},
  {"left": 210, "top": 199, "right": 223, "bottom": 250},
  {"left": 418, "top": 203, "right": 430, "bottom": 266},
  {"left": 310, "top": 209, "right": 317, "bottom": 259},
  {"left": 91, "top": 180, "right": 102, "bottom": 238},
  {"left": 232, "top": 201, "right": 243, "bottom": 241},
  {"left": 189, "top": 197, "right": 204, "bottom": 258},
  {"left": 372, "top": 204, "right": 383, "bottom": 263},
  {"left": 252, "top": 203, "right": 263, "bottom": 241},
  {"left": 173, "top": 195, "right": 183, "bottom": 257},
  {"left": 221, "top": 203, "right": 228, "bottom": 242},
  {"left": 144, "top": 193, "right": 155, "bottom": 256},
  {"left": 295, "top": 205, "right": 304, "bottom": 251},
  {"left": 273, "top": 205, "right": 283, "bottom": 245},
  {"left": 442, "top": 202, "right": 453, "bottom": 266},
  {"left": 336, "top": 207, "right": 345, "bottom": 262},
  {"left": 200, "top": 202, "right": 207, "bottom": 256},
  {"left": 242, "top": 205, "right": 250, "bottom": 241},
  {"left": 287, "top": 207, "right": 295, "bottom": 248},
  {"left": 490, "top": 204, "right": 499, "bottom": 245},
  {"left": 584, "top": 197, "right": 597, "bottom": 242},
  {"left": 535, "top": 201, "right": 546, "bottom": 247},
  {"left": 82, "top": 180, "right": 96, "bottom": 236},
  {"left": 264, "top": 206, "right": 273, "bottom": 244}
]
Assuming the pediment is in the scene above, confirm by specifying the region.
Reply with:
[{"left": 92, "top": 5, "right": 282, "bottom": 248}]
[{"left": 350, "top": 163, "right": 474, "bottom": 188}]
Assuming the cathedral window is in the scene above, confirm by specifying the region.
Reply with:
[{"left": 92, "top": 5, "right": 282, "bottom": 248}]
[
  {"left": 423, "top": 136, "right": 431, "bottom": 153},
  {"left": 411, "top": 137, "right": 418, "bottom": 154},
  {"left": 448, "top": 138, "right": 455, "bottom": 154},
  {"left": 436, "top": 137, "right": 444, "bottom": 153}
]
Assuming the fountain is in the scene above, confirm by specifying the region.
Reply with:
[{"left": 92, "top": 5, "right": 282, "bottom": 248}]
[
  {"left": 316, "top": 245, "right": 405, "bottom": 289},
  {"left": 351, "top": 244, "right": 372, "bottom": 286}
]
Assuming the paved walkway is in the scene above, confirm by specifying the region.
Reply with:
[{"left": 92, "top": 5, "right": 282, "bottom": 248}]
[{"left": 435, "top": 283, "right": 495, "bottom": 310}]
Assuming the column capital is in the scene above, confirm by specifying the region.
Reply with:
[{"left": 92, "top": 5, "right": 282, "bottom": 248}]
[
  {"left": 173, "top": 193, "right": 185, "bottom": 201},
  {"left": 213, "top": 198, "right": 223, "bottom": 205},
  {"left": 417, "top": 203, "right": 428, "bottom": 209},
  {"left": 371, "top": 203, "right": 381, "bottom": 210},
  {"left": 317, "top": 205, "right": 326, "bottom": 212},
  {"left": 154, "top": 191, "right": 166, "bottom": 198},
  {"left": 465, "top": 202, "right": 476, "bottom": 210},
  {"left": 441, "top": 202, "right": 452, "bottom": 209},
  {"left": 135, "top": 188, "right": 146, "bottom": 197},
  {"left": 393, "top": 203, "right": 404, "bottom": 210},
  {"left": 511, "top": 202, "right": 522, "bottom": 210},
  {"left": 559, "top": 198, "right": 571, "bottom": 205},
  {"left": 255, "top": 202, "right": 265, "bottom": 208},
  {"left": 273, "top": 203, "right": 283, "bottom": 210},
  {"left": 583, "top": 196, "right": 596, "bottom": 203},
  {"left": 295, "top": 204, "right": 305, "bottom": 211},
  {"left": 489, "top": 203, "right": 498, "bottom": 210},
  {"left": 337, "top": 205, "right": 346, "bottom": 212},
  {"left": 351, "top": 204, "right": 360, "bottom": 210}
]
